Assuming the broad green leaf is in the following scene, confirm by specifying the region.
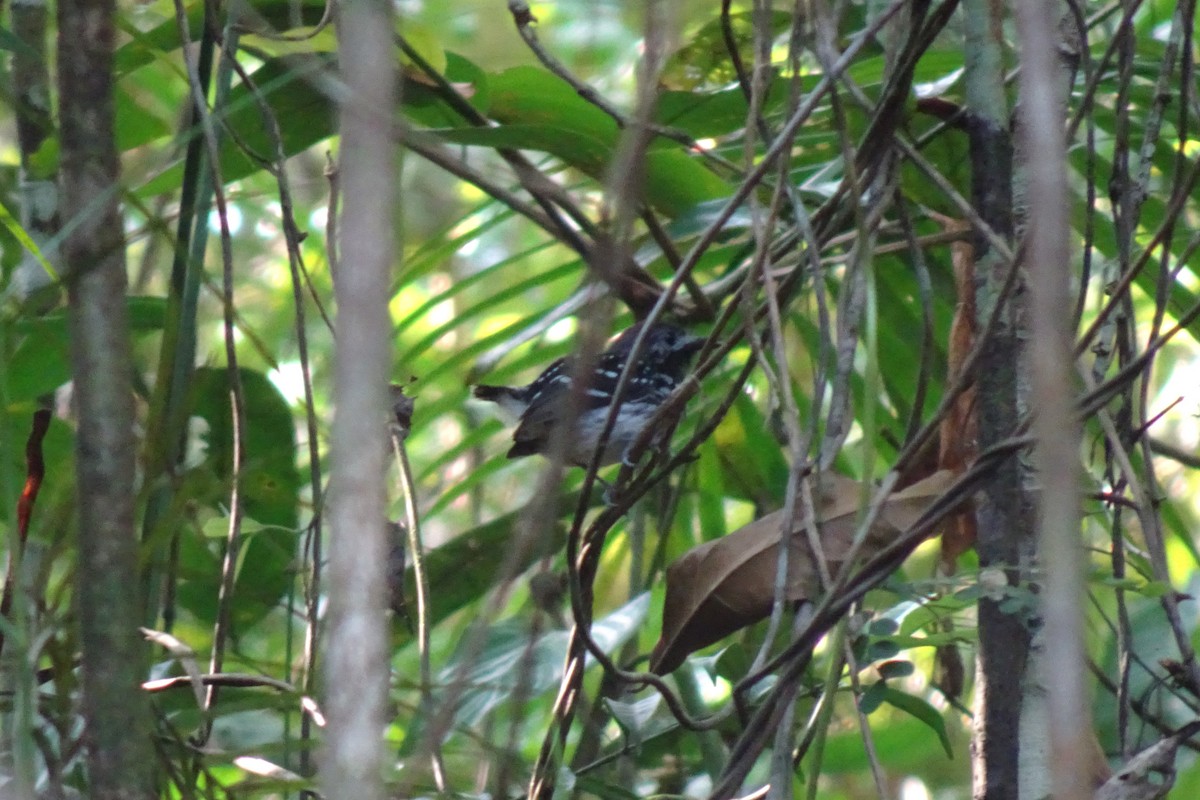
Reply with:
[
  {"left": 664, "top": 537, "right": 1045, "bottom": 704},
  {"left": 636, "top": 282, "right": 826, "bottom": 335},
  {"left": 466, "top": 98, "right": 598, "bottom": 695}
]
[
  {"left": 859, "top": 680, "right": 888, "bottom": 714},
  {"left": 657, "top": 81, "right": 793, "bottom": 139},
  {"left": 878, "top": 659, "right": 915, "bottom": 679},
  {"left": 434, "top": 123, "right": 612, "bottom": 176},
  {"left": 822, "top": 713, "right": 963, "bottom": 775},
  {"left": 116, "top": 85, "right": 171, "bottom": 150},
  {"left": 642, "top": 148, "right": 731, "bottom": 216},
  {"left": 400, "top": 51, "right": 491, "bottom": 128},
  {"left": 6, "top": 297, "right": 166, "bottom": 402},
  {"left": 605, "top": 694, "right": 663, "bottom": 747},
  {"left": 573, "top": 777, "right": 641, "bottom": 800},
  {"left": 398, "top": 20, "right": 447, "bottom": 75},
  {"left": 0, "top": 24, "right": 39, "bottom": 58},
  {"left": 695, "top": 441, "right": 727, "bottom": 539},
  {"left": 176, "top": 367, "right": 300, "bottom": 632},
  {"left": 882, "top": 688, "right": 953, "bottom": 757},
  {"left": 114, "top": 0, "right": 330, "bottom": 76},
  {"left": 661, "top": 11, "right": 793, "bottom": 90},
  {"left": 397, "top": 593, "right": 649, "bottom": 749},
  {"left": 391, "top": 494, "right": 588, "bottom": 649},
  {"left": 463, "top": 66, "right": 730, "bottom": 215},
  {"left": 713, "top": 393, "right": 790, "bottom": 508}
]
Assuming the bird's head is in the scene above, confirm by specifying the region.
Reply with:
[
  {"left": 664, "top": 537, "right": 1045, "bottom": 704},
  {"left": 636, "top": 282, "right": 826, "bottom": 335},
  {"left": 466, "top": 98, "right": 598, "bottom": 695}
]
[{"left": 617, "top": 322, "right": 704, "bottom": 380}]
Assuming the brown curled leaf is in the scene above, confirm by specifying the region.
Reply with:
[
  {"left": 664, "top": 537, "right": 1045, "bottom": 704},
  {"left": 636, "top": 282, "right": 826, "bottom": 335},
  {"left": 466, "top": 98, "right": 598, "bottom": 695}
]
[
  {"left": 933, "top": 213, "right": 979, "bottom": 571},
  {"left": 650, "top": 470, "right": 955, "bottom": 674},
  {"left": 935, "top": 640, "right": 966, "bottom": 702}
]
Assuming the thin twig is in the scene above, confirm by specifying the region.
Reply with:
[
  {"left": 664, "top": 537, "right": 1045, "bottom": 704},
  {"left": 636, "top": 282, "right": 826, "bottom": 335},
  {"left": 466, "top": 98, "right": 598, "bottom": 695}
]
[
  {"left": 391, "top": 420, "right": 447, "bottom": 792},
  {"left": 172, "top": 0, "right": 248, "bottom": 735}
]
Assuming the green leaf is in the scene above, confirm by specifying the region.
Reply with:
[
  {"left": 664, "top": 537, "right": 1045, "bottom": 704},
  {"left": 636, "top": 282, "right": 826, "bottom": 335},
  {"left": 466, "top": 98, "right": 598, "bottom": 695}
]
[
  {"left": 822, "top": 713, "right": 958, "bottom": 775},
  {"left": 657, "top": 83, "right": 769, "bottom": 139},
  {"left": 398, "top": 20, "right": 447, "bottom": 75},
  {"left": 0, "top": 200, "right": 57, "bottom": 281},
  {"left": 877, "top": 659, "right": 915, "bottom": 679},
  {"left": 712, "top": 393, "right": 790, "bottom": 508},
  {"left": 400, "top": 594, "right": 650, "bottom": 743},
  {"left": 572, "top": 777, "right": 640, "bottom": 800},
  {"left": 115, "top": 85, "right": 171, "bottom": 151},
  {"left": 400, "top": 51, "right": 491, "bottom": 127},
  {"left": 6, "top": 297, "right": 166, "bottom": 402},
  {"left": 446, "top": 65, "right": 730, "bottom": 215},
  {"left": 859, "top": 681, "right": 888, "bottom": 714},
  {"left": 0, "top": 24, "right": 40, "bottom": 58},
  {"left": 878, "top": 687, "right": 953, "bottom": 758},
  {"left": 661, "top": 11, "right": 793, "bottom": 89},
  {"left": 641, "top": 148, "right": 731, "bottom": 216},
  {"left": 863, "top": 638, "right": 900, "bottom": 663},
  {"left": 392, "top": 495, "right": 585, "bottom": 649},
  {"left": 114, "top": 0, "right": 331, "bottom": 76},
  {"left": 139, "top": 55, "right": 338, "bottom": 195},
  {"left": 696, "top": 440, "right": 726, "bottom": 539},
  {"left": 605, "top": 694, "right": 663, "bottom": 749},
  {"left": 177, "top": 368, "right": 300, "bottom": 632}
]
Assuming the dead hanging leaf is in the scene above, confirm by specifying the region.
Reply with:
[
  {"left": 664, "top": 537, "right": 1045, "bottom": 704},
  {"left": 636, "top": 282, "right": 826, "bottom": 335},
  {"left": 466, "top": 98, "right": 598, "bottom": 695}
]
[
  {"left": 650, "top": 471, "right": 955, "bottom": 674},
  {"left": 932, "top": 213, "right": 979, "bottom": 572}
]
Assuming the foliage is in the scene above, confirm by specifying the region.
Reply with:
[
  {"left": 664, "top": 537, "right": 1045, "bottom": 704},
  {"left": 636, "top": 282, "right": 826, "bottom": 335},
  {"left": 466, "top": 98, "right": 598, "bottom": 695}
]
[{"left": 1, "top": 0, "right": 1199, "bottom": 798}]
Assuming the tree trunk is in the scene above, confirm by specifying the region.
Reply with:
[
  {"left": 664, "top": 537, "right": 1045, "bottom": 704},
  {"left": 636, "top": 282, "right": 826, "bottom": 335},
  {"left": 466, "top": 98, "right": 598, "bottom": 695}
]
[
  {"left": 321, "top": 1, "right": 399, "bottom": 798},
  {"left": 57, "top": 0, "right": 155, "bottom": 795},
  {"left": 962, "top": 1, "right": 1037, "bottom": 798}
]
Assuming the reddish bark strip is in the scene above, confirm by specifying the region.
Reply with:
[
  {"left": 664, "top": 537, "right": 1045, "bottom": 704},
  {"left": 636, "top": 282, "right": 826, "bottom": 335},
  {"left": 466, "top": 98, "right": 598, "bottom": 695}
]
[
  {"left": 0, "top": 408, "right": 53, "bottom": 659},
  {"left": 16, "top": 409, "right": 52, "bottom": 541}
]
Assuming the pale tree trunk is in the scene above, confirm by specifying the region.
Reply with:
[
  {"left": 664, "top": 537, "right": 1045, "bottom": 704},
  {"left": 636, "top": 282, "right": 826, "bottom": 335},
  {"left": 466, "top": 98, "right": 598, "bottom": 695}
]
[
  {"left": 57, "top": 0, "right": 155, "bottom": 796},
  {"left": 1015, "top": 0, "right": 1090, "bottom": 797},
  {"left": 321, "top": 0, "right": 399, "bottom": 797}
]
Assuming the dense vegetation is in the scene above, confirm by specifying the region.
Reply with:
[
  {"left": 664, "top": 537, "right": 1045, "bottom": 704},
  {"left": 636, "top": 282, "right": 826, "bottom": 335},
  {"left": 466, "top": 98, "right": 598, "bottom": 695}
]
[{"left": 1, "top": 0, "right": 1199, "bottom": 797}]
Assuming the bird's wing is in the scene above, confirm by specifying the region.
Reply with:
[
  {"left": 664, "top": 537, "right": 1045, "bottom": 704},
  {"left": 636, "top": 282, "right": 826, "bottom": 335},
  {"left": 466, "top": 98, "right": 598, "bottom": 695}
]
[{"left": 507, "top": 357, "right": 572, "bottom": 450}]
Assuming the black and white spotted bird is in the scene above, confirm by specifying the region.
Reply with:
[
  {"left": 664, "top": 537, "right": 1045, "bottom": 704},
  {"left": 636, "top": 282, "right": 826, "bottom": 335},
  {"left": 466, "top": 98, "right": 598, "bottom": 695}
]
[{"left": 472, "top": 322, "right": 704, "bottom": 467}]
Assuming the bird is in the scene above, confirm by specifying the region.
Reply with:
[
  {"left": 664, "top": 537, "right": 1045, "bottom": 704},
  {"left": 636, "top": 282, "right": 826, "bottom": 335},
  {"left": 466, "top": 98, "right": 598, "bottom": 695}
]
[{"left": 473, "top": 322, "right": 704, "bottom": 468}]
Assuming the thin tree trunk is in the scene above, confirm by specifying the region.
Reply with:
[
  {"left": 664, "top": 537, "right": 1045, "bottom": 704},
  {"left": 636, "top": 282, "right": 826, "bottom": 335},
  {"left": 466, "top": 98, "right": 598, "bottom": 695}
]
[
  {"left": 1015, "top": 0, "right": 1089, "bottom": 797},
  {"left": 962, "top": 2, "right": 1035, "bottom": 799},
  {"left": 322, "top": 0, "right": 398, "bottom": 797},
  {"left": 57, "top": 0, "right": 155, "bottom": 795}
]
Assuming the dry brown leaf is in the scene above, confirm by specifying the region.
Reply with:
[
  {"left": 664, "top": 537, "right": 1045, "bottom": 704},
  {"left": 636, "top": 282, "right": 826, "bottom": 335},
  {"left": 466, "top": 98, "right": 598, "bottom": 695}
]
[
  {"left": 934, "top": 213, "right": 979, "bottom": 571},
  {"left": 650, "top": 470, "right": 955, "bottom": 674}
]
